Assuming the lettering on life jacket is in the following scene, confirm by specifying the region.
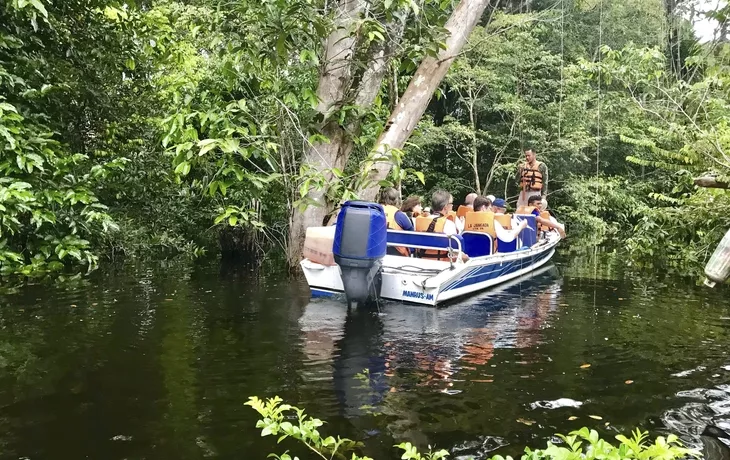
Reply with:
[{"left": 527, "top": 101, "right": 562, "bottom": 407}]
[{"left": 464, "top": 211, "right": 496, "bottom": 237}]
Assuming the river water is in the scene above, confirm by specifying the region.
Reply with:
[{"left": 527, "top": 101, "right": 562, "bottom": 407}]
[{"left": 0, "top": 250, "right": 728, "bottom": 460}]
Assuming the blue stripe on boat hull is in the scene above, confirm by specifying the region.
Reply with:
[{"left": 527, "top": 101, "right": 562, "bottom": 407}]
[
  {"left": 441, "top": 249, "right": 554, "bottom": 293},
  {"left": 311, "top": 287, "right": 339, "bottom": 297}
]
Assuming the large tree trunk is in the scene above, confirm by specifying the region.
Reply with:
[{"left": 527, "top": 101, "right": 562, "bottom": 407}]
[
  {"left": 287, "top": 0, "right": 363, "bottom": 268},
  {"left": 287, "top": 3, "right": 406, "bottom": 268},
  {"left": 358, "top": 0, "right": 492, "bottom": 202}
]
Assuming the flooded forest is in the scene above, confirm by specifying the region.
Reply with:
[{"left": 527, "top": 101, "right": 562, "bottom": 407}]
[{"left": 1, "top": 0, "right": 730, "bottom": 458}]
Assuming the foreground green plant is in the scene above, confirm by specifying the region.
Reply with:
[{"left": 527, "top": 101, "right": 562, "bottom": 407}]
[{"left": 247, "top": 396, "right": 701, "bottom": 460}]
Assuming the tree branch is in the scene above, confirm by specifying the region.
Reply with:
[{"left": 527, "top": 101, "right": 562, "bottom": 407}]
[{"left": 694, "top": 175, "right": 730, "bottom": 189}]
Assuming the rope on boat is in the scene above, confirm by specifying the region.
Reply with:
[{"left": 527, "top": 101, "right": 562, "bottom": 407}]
[{"left": 388, "top": 265, "right": 447, "bottom": 275}]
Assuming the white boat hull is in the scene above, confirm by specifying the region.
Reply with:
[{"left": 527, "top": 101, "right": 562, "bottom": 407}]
[{"left": 302, "top": 232, "right": 561, "bottom": 307}]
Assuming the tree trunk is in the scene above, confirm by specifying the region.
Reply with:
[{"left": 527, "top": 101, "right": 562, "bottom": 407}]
[
  {"left": 468, "top": 97, "right": 481, "bottom": 193},
  {"left": 287, "top": 0, "right": 364, "bottom": 268},
  {"left": 358, "top": 0, "right": 492, "bottom": 202},
  {"left": 287, "top": 5, "right": 406, "bottom": 268}
]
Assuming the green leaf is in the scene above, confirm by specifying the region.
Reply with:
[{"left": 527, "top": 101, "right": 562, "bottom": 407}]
[
  {"left": 276, "top": 34, "right": 287, "bottom": 59},
  {"left": 198, "top": 139, "right": 218, "bottom": 156},
  {"left": 174, "top": 161, "right": 191, "bottom": 176},
  {"left": 30, "top": 0, "right": 48, "bottom": 18},
  {"left": 208, "top": 181, "right": 219, "bottom": 196},
  {"left": 228, "top": 215, "right": 238, "bottom": 226}
]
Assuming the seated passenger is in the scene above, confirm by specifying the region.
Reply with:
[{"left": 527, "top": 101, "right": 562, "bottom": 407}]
[
  {"left": 491, "top": 198, "right": 528, "bottom": 244},
  {"left": 520, "top": 195, "right": 565, "bottom": 238},
  {"left": 379, "top": 187, "right": 413, "bottom": 256},
  {"left": 473, "top": 195, "right": 492, "bottom": 212},
  {"left": 415, "top": 190, "right": 469, "bottom": 261},
  {"left": 462, "top": 195, "right": 494, "bottom": 234},
  {"left": 456, "top": 192, "right": 478, "bottom": 218},
  {"left": 401, "top": 195, "right": 422, "bottom": 224}
]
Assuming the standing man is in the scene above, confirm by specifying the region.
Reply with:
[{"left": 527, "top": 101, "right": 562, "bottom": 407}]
[{"left": 516, "top": 147, "right": 548, "bottom": 210}]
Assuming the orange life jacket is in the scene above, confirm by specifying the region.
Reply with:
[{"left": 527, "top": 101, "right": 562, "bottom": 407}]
[
  {"left": 415, "top": 214, "right": 451, "bottom": 261},
  {"left": 492, "top": 214, "right": 514, "bottom": 253},
  {"left": 384, "top": 205, "right": 410, "bottom": 257},
  {"left": 447, "top": 210, "right": 457, "bottom": 222},
  {"left": 456, "top": 205, "right": 471, "bottom": 219},
  {"left": 464, "top": 211, "right": 496, "bottom": 237},
  {"left": 516, "top": 205, "right": 537, "bottom": 215},
  {"left": 494, "top": 214, "right": 512, "bottom": 230},
  {"left": 520, "top": 161, "right": 544, "bottom": 192},
  {"left": 539, "top": 210, "right": 551, "bottom": 233}
]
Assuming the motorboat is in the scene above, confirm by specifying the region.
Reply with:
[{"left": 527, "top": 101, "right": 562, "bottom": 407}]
[{"left": 300, "top": 201, "right": 562, "bottom": 307}]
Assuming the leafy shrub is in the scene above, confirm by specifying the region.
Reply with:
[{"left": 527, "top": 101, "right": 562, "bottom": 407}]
[
  {"left": 554, "top": 176, "right": 649, "bottom": 243},
  {"left": 247, "top": 396, "right": 700, "bottom": 460}
]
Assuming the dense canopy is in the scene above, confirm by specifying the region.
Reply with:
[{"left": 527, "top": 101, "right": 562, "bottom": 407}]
[{"left": 1, "top": 0, "right": 729, "bottom": 278}]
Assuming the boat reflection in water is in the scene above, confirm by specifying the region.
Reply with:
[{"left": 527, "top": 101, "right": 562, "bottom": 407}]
[{"left": 298, "top": 263, "right": 563, "bottom": 451}]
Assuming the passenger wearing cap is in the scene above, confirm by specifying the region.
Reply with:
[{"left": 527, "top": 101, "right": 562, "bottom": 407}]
[
  {"left": 492, "top": 198, "right": 507, "bottom": 214},
  {"left": 492, "top": 198, "right": 528, "bottom": 242}
]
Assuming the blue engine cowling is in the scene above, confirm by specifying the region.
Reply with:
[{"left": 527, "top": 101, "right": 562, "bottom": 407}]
[{"left": 333, "top": 201, "right": 387, "bottom": 306}]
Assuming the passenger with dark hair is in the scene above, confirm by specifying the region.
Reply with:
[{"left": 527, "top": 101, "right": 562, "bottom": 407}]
[
  {"left": 517, "top": 147, "right": 548, "bottom": 210},
  {"left": 378, "top": 187, "right": 414, "bottom": 256},
  {"left": 400, "top": 195, "right": 422, "bottom": 221},
  {"left": 473, "top": 196, "right": 492, "bottom": 212},
  {"left": 520, "top": 195, "right": 565, "bottom": 237}
]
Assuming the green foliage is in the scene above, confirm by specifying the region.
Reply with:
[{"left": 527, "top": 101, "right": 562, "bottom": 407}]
[
  {"left": 248, "top": 396, "right": 700, "bottom": 460},
  {"left": 0, "top": 4, "right": 124, "bottom": 275},
  {"left": 555, "top": 177, "right": 649, "bottom": 243},
  {"left": 521, "top": 427, "right": 699, "bottom": 460},
  {"left": 1, "top": 0, "right": 728, "bottom": 277},
  {"left": 246, "top": 396, "right": 373, "bottom": 460}
]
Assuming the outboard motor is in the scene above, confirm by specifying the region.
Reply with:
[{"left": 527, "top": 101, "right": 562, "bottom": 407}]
[{"left": 333, "top": 201, "right": 387, "bottom": 307}]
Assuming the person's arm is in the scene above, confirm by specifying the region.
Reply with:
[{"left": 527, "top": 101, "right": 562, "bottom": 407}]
[
  {"left": 394, "top": 211, "right": 413, "bottom": 231},
  {"left": 494, "top": 220, "right": 527, "bottom": 242},
  {"left": 442, "top": 219, "right": 457, "bottom": 236},
  {"left": 536, "top": 216, "right": 565, "bottom": 237},
  {"left": 540, "top": 162, "right": 548, "bottom": 198}
]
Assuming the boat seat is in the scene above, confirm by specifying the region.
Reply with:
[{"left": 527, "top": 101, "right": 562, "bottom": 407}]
[
  {"left": 461, "top": 232, "right": 493, "bottom": 257},
  {"left": 515, "top": 215, "right": 537, "bottom": 247},
  {"left": 386, "top": 230, "right": 464, "bottom": 256},
  {"left": 496, "top": 238, "right": 518, "bottom": 253}
]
